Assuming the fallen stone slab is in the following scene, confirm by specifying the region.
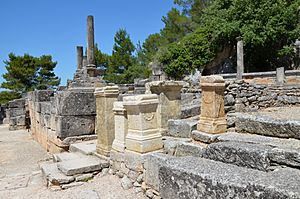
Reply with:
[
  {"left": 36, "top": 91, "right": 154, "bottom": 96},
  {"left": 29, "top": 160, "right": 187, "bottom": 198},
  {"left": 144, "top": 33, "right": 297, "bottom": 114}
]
[
  {"left": 57, "top": 156, "right": 108, "bottom": 176},
  {"left": 191, "top": 130, "right": 220, "bottom": 143},
  {"left": 158, "top": 155, "right": 300, "bottom": 199},
  {"left": 53, "top": 152, "right": 85, "bottom": 162},
  {"left": 162, "top": 137, "right": 192, "bottom": 155},
  {"left": 203, "top": 141, "right": 272, "bottom": 171},
  {"left": 167, "top": 117, "right": 198, "bottom": 138},
  {"left": 175, "top": 142, "right": 204, "bottom": 158},
  {"left": 234, "top": 109, "right": 300, "bottom": 139},
  {"left": 69, "top": 140, "right": 96, "bottom": 155},
  {"left": 41, "top": 163, "right": 75, "bottom": 186}
]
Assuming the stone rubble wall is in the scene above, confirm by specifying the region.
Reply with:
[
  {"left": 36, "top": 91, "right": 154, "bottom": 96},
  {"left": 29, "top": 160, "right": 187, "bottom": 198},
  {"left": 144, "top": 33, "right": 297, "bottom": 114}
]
[
  {"left": 27, "top": 89, "right": 97, "bottom": 153},
  {"left": 7, "top": 98, "right": 27, "bottom": 130}
]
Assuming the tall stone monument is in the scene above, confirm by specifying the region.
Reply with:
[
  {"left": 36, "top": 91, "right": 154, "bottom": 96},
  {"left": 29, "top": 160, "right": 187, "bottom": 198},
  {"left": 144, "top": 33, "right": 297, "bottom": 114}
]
[
  {"left": 197, "top": 75, "right": 227, "bottom": 134},
  {"left": 237, "top": 37, "right": 244, "bottom": 80}
]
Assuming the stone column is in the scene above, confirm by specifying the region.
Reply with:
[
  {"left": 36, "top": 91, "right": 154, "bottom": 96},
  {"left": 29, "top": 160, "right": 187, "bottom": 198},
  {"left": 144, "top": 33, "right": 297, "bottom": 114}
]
[
  {"left": 82, "top": 55, "right": 87, "bottom": 68},
  {"left": 123, "top": 94, "right": 163, "bottom": 153},
  {"left": 112, "top": 102, "right": 128, "bottom": 153},
  {"left": 197, "top": 75, "right": 227, "bottom": 134},
  {"left": 146, "top": 81, "right": 185, "bottom": 135},
  {"left": 237, "top": 37, "right": 244, "bottom": 80},
  {"left": 95, "top": 86, "right": 119, "bottom": 157},
  {"left": 87, "top": 15, "right": 95, "bottom": 67},
  {"left": 76, "top": 46, "right": 83, "bottom": 70},
  {"left": 276, "top": 67, "right": 285, "bottom": 85}
]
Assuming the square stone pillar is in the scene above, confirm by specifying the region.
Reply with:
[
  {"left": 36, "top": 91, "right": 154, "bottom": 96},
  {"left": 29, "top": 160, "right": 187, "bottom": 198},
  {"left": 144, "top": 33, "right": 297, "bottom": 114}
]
[
  {"left": 123, "top": 94, "right": 163, "bottom": 154},
  {"left": 198, "top": 75, "right": 227, "bottom": 134},
  {"left": 94, "top": 86, "right": 119, "bottom": 157},
  {"left": 276, "top": 67, "right": 285, "bottom": 85},
  {"left": 237, "top": 37, "right": 244, "bottom": 80},
  {"left": 145, "top": 81, "right": 185, "bottom": 135},
  {"left": 112, "top": 101, "right": 128, "bottom": 153}
]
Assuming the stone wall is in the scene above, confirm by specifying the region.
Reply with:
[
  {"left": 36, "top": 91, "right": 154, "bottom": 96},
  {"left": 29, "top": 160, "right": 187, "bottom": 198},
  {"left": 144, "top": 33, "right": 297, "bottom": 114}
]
[
  {"left": 224, "top": 80, "right": 300, "bottom": 114},
  {"left": 7, "top": 98, "right": 27, "bottom": 130},
  {"left": 28, "top": 89, "right": 97, "bottom": 153}
]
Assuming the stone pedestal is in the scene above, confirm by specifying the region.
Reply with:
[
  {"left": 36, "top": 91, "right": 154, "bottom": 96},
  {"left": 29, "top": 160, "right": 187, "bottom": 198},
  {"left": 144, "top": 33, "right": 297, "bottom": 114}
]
[
  {"left": 95, "top": 86, "right": 119, "bottom": 157},
  {"left": 146, "top": 81, "right": 185, "bottom": 135},
  {"left": 123, "top": 94, "right": 163, "bottom": 154},
  {"left": 237, "top": 37, "right": 244, "bottom": 80},
  {"left": 112, "top": 102, "right": 128, "bottom": 153},
  {"left": 276, "top": 67, "right": 285, "bottom": 85},
  {"left": 197, "top": 75, "right": 226, "bottom": 134}
]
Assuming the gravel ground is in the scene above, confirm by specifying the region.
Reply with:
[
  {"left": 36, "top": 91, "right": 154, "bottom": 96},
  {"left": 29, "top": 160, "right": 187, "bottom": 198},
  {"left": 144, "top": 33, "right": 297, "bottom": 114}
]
[{"left": 0, "top": 125, "right": 146, "bottom": 199}]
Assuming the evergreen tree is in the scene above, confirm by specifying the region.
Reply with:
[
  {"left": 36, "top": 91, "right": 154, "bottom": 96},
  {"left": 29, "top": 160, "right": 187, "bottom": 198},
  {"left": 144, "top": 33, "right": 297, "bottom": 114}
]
[{"left": 1, "top": 53, "right": 60, "bottom": 94}]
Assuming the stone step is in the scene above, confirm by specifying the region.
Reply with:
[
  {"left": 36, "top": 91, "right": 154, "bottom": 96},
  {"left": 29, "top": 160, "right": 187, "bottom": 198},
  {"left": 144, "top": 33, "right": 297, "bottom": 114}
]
[
  {"left": 53, "top": 152, "right": 85, "bottom": 162},
  {"left": 178, "top": 131, "right": 300, "bottom": 171},
  {"left": 57, "top": 156, "right": 108, "bottom": 176},
  {"left": 150, "top": 153, "right": 300, "bottom": 199},
  {"left": 69, "top": 140, "right": 97, "bottom": 155},
  {"left": 234, "top": 108, "right": 300, "bottom": 139},
  {"left": 41, "top": 163, "right": 75, "bottom": 186},
  {"left": 167, "top": 116, "right": 198, "bottom": 138}
]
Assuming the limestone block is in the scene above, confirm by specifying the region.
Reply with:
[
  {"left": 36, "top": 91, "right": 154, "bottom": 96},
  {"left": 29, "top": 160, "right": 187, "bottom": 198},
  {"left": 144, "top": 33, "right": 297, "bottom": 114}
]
[
  {"left": 112, "top": 101, "right": 128, "bottom": 153},
  {"left": 197, "top": 75, "right": 227, "bottom": 134},
  {"left": 55, "top": 90, "right": 96, "bottom": 116},
  {"left": 33, "top": 90, "right": 54, "bottom": 102},
  {"left": 8, "top": 108, "right": 26, "bottom": 117},
  {"left": 94, "top": 86, "right": 119, "bottom": 156},
  {"left": 146, "top": 81, "right": 185, "bottom": 134},
  {"left": 123, "top": 94, "right": 163, "bottom": 153},
  {"left": 8, "top": 98, "right": 25, "bottom": 108},
  {"left": 56, "top": 116, "right": 95, "bottom": 139},
  {"left": 40, "top": 102, "right": 51, "bottom": 114}
]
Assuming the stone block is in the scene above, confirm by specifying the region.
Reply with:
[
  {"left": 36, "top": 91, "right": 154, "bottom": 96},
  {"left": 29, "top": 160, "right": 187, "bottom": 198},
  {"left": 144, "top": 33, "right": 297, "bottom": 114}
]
[
  {"left": 53, "top": 152, "right": 84, "bottom": 162},
  {"left": 33, "top": 90, "right": 54, "bottom": 102},
  {"left": 56, "top": 116, "right": 95, "bottom": 139},
  {"left": 41, "top": 163, "right": 75, "bottom": 185},
  {"left": 8, "top": 98, "right": 25, "bottom": 108},
  {"left": 174, "top": 142, "right": 204, "bottom": 157},
  {"left": 55, "top": 90, "right": 96, "bottom": 116},
  {"left": 203, "top": 141, "right": 272, "bottom": 171},
  {"left": 8, "top": 108, "right": 25, "bottom": 117},
  {"left": 159, "top": 156, "right": 300, "bottom": 199},
  {"left": 57, "top": 156, "right": 106, "bottom": 176},
  {"left": 191, "top": 130, "right": 220, "bottom": 143},
  {"left": 40, "top": 102, "right": 51, "bottom": 114},
  {"left": 69, "top": 140, "right": 96, "bottom": 155},
  {"left": 167, "top": 117, "right": 198, "bottom": 138}
]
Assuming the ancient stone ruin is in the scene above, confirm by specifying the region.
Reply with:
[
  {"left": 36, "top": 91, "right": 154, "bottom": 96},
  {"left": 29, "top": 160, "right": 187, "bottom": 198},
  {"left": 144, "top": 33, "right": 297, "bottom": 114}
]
[{"left": 2, "top": 15, "right": 300, "bottom": 198}]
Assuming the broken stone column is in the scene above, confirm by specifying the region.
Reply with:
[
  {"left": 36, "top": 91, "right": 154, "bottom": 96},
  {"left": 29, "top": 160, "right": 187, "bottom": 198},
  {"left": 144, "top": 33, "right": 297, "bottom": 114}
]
[
  {"left": 123, "top": 94, "right": 163, "bottom": 153},
  {"left": 76, "top": 46, "right": 83, "bottom": 70},
  {"left": 276, "top": 67, "right": 285, "bottom": 85},
  {"left": 111, "top": 102, "right": 128, "bottom": 153},
  {"left": 82, "top": 55, "right": 87, "bottom": 68},
  {"left": 237, "top": 37, "right": 244, "bottom": 80},
  {"left": 95, "top": 86, "right": 119, "bottom": 157},
  {"left": 197, "top": 75, "right": 227, "bottom": 134},
  {"left": 87, "top": 15, "right": 95, "bottom": 67},
  {"left": 146, "top": 81, "right": 185, "bottom": 135}
]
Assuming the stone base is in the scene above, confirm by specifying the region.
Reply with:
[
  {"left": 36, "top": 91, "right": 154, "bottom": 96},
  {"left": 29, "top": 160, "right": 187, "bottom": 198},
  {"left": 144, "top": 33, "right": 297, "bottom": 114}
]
[
  {"left": 96, "top": 146, "right": 111, "bottom": 157},
  {"left": 197, "top": 117, "right": 227, "bottom": 134},
  {"left": 112, "top": 139, "right": 125, "bottom": 153},
  {"left": 126, "top": 133, "right": 163, "bottom": 154}
]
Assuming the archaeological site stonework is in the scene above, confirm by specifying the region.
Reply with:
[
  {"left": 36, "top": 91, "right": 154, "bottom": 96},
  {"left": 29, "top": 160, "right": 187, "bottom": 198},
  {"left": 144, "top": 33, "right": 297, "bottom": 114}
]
[{"left": 3, "top": 15, "right": 300, "bottom": 198}]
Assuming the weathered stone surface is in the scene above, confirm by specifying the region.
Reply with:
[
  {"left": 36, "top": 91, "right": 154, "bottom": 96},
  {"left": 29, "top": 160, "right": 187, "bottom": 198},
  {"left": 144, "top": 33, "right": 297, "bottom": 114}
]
[
  {"left": 167, "top": 117, "right": 198, "bottom": 138},
  {"left": 198, "top": 75, "right": 227, "bottom": 134},
  {"left": 32, "top": 90, "right": 54, "bottom": 102},
  {"left": 53, "top": 152, "right": 84, "bottom": 162},
  {"left": 191, "top": 130, "right": 220, "bottom": 143},
  {"left": 55, "top": 91, "right": 96, "bottom": 116},
  {"left": 69, "top": 140, "right": 96, "bottom": 155},
  {"left": 75, "top": 190, "right": 100, "bottom": 199},
  {"left": 159, "top": 156, "right": 300, "bottom": 199},
  {"left": 95, "top": 86, "right": 119, "bottom": 157},
  {"left": 8, "top": 108, "right": 26, "bottom": 117},
  {"left": 8, "top": 99, "right": 25, "bottom": 108},
  {"left": 162, "top": 137, "right": 191, "bottom": 155},
  {"left": 203, "top": 142, "right": 272, "bottom": 171},
  {"left": 175, "top": 142, "right": 204, "bottom": 158},
  {"left": 41, "top": 163, "right": 75, "bottom": 185},
  {"left": 144, "top": 153, "right": 169, "bottom": 191},
  {"left": 123, "top": 94, "right": 163, "bottom": 153},
  {"left": 57, "top": 156, "right": 106, "bottom": 176},
  {"left": 75, "top": 173, "right": 94, "bottom": 182},
  {"left": 56, "top": 116, "right": 95, "bottom": 138},
  {"left": 269, "top": 147, "right": 300, "bottom": 168},
  {"left": 112, "top": 101, "right": 128, "bottom": 152},
  {"left": 61, "top": 181, "right": 84, "bottom": 189},
  {"left": 121, "top": 176, "right": 133, "bottom": 190},
  {"left": 234, "top": 111, "right": 300, "bottom": 139}
]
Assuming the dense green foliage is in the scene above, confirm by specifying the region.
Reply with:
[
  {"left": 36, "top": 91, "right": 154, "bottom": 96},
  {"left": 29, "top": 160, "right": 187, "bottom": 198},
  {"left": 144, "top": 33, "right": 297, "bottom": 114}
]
[
  {"left": 98, "top": 29, "right": 150, "bottom": 84},
  {"left": 140, "top": 0, "right": 300, "bottom": 79},
  {"left": 0, "top": 91, "right": 21, "bottom": 105},
  {"left": 1, "top": 53, "right": 60, "bottom": 96}
]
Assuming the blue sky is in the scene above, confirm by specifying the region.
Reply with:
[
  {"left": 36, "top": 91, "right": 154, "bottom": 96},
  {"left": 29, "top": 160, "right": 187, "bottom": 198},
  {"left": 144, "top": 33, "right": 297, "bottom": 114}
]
[{"left": 0, "top": 0, "right": 175, "bottom": 86}]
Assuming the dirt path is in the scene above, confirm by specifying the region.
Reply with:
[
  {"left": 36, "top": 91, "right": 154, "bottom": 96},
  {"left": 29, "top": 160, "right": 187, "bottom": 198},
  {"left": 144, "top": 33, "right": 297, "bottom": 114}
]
[{"left": 0, "top": 125, "right": 146, "bottom": 199}]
